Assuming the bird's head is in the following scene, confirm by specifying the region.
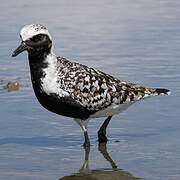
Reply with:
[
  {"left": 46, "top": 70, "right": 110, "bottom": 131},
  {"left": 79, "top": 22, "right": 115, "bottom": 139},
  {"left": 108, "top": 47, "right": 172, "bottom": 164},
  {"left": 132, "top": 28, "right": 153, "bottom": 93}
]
[{"left": 12, "top": 24, "right": 52, "bottom": 57}]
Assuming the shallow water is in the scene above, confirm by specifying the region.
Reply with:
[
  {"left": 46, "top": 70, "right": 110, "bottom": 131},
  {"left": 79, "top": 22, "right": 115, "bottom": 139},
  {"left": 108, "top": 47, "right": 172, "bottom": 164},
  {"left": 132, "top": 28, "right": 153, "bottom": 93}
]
[{"left": 0, "top": 0, "right": 180, "bottom": 179}]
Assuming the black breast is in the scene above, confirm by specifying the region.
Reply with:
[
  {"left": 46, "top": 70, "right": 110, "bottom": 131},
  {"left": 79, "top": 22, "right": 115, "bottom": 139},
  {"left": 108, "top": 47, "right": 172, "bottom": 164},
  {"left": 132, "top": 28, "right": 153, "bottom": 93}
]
[
  {"left": 33, "top": 90, "right": 97, "bottom": 120},
  {"left": 28, "top": 53, "right": 96, "bottom": 120}
]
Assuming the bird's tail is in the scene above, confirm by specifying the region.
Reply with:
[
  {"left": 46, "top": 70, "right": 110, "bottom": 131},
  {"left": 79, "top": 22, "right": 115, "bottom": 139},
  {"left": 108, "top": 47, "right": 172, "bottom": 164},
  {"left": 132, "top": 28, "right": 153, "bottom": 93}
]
[
  {"left": 154, "top": 88, "right": 171, "bottom": 96},
  {"left": 140, "top": 87, "right": 171, "bottom": 100}
]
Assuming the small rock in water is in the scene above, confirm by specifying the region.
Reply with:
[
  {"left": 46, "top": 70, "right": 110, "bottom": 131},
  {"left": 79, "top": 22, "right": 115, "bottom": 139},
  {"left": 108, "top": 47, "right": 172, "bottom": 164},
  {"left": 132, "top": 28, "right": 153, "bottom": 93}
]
[{"left": 3, "top": 82, "right": 20, "bottom": 92}]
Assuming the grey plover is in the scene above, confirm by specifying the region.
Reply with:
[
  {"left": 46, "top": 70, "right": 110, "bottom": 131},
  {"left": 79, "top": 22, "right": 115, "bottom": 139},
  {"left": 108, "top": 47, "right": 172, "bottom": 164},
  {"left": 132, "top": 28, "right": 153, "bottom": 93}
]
[{"left": 12, "top": 24, "right": 171, "bottom": 147}]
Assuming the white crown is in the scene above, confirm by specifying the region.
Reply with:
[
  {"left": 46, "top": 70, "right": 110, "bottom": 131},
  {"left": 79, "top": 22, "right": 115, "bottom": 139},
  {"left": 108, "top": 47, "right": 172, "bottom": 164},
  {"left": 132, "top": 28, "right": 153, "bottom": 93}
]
[{"left": 20, "top": 24, "right": 52, "bottom": 41}]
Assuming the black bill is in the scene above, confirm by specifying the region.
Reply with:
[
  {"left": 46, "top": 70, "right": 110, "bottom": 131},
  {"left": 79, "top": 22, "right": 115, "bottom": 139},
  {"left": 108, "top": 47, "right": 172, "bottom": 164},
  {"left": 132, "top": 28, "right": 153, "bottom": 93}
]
[{"left": 12, "top": 42, "right": 27, "bottom": 57}]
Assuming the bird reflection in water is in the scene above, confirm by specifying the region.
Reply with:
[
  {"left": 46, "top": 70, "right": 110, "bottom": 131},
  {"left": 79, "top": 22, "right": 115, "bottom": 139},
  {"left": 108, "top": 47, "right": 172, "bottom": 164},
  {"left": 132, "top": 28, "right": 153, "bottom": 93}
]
[{"left": 59, "top": 143, "right": 141, "bottom": 180}]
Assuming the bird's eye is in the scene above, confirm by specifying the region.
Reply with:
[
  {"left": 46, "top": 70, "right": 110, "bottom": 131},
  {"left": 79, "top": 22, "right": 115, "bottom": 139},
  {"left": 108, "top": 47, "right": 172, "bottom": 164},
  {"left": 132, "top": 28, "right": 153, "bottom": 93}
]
[{"left": 30, "top": 34, "right": 44, "bottom": 42}]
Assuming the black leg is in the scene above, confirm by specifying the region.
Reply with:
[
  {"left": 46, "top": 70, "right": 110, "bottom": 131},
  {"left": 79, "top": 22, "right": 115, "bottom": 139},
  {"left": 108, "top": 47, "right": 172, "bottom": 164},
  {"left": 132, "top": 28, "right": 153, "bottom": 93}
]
[
  {"left": 98, "top": 116, "right": 112, "bottom": 143},
  {"left": 74, "top": 119, "right": 90, "bottom": 147},
  {"left": 83, "top": 131, "right": 90, "bottom": 148}
]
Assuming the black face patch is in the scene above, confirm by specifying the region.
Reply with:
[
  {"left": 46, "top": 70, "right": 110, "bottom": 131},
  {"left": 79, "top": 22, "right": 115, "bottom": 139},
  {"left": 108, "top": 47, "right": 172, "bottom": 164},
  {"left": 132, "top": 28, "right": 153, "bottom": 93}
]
[
  {"left": 30, "top": 34, "right": 45, "bottom": 43},
  {"left": 25, "top": 34, "right": 52, "bottom": 55}
]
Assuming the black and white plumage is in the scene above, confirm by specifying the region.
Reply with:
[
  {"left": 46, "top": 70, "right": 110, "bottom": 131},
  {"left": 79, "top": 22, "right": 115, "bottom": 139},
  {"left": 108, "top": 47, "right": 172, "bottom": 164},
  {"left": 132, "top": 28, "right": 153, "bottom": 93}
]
[{"left": 12, "top": 24, "right": 171, "bottom": 147}]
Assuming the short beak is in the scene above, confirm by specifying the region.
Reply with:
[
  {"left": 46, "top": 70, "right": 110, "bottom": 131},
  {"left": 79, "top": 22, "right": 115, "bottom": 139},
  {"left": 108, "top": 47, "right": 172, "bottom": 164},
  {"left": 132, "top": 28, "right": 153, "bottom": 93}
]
[{"left": 12, "top": 42, "right": 27, "bottom": 57}]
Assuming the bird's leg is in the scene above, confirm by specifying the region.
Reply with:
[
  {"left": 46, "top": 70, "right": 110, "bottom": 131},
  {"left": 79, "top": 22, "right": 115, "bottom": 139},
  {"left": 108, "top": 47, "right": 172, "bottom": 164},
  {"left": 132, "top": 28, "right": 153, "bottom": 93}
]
[
  {"left": 74, "top": 119, "right": 90, "bottom": 147},
  {"left": 83, "top": 128, "right": 90, "bottom": 148},
  {"left": 98, "top": 116, "right": 112, "bottom": 143}
]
